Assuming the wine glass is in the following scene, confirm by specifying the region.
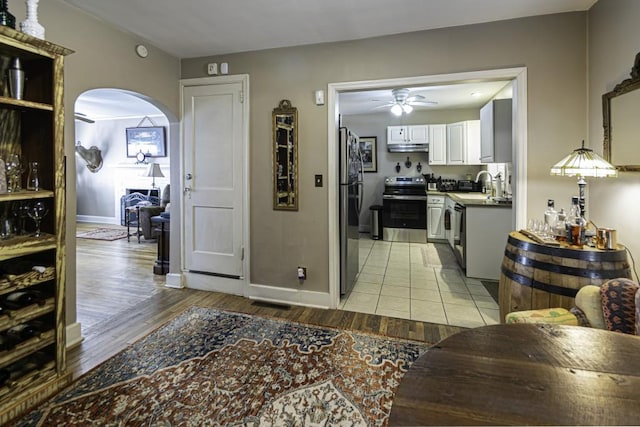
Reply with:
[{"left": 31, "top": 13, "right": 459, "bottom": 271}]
[{"left": 27, "top": 201, "right": 48, "bottom": 237}]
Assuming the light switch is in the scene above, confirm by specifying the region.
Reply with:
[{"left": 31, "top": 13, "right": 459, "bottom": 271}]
[
  {"left": 315, "top": 90, "right": 325, "bottom": 105},
  {"left": 315, "top": 174, "right": 323, "bottom": 187}
]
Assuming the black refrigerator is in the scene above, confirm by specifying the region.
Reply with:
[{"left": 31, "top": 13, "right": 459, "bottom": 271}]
[{"left": 339, "top": 127, "right": 363, "bottom": 295}]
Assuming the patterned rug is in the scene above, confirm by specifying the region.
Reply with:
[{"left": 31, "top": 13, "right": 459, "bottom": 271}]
[
  {"left": 76, "top": 227, "right": 128, "bottom": 241},
  {"left": 16, "top": 307, "right": 430, "bottom": 426}
]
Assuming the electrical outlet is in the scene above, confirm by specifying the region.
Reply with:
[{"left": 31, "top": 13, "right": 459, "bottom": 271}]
[
  {"left": 207, "top": 63, "right": 218, "bottom": 75},
  {"left": 297, "top": 267, "right": 307, "bottom": 280}
]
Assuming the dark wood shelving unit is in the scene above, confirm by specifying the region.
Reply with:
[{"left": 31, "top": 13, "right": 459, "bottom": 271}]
[{"left": 0, "top": 26, "right": 73, "bottom": 424}]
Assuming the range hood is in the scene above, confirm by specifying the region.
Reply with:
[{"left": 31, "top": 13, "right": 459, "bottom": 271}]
[{"left": 387, "top": 141, "right": 429, "bottom": 153}]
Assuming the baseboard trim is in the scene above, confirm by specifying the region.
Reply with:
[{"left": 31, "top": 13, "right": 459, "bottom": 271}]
[
  {"left": 165, "top": 273, "right": 184, "bottom": 288},
  {"left": 65, "top": 322, "right": 83, "bottom": 349},
  {"left": 247, "top": 283, "right": 331, "bottom": 309},
  {"left": 76, "top": 215, "right": 118, "bottom": 225}
]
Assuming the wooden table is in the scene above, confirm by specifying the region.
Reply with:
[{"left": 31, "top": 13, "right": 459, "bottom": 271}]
[
  {"left": 499, "top": 231, "right": 630, "bottom": 321},
  {"left": 389, "top": 324, "right": 640, "bottom": 426}
]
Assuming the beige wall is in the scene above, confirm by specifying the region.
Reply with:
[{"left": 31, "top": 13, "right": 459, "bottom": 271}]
[
  {"left": 7, "top": 0, "right": 181, "bottom": 325},
  {"left": 588, "top": 0, "right": 640, "bottom": 273},
  {"left": 182, "top": 13, "right": 588, "bottom": 293}
]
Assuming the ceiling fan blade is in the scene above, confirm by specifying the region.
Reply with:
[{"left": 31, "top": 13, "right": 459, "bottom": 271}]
[
  {"left": 409, "top": 100, "right": 438, "bottom": 106},
  {"left": 75, "top": 112, "right": 95, "bottom": 124},
  {"left": 372, "top": 103, "right": 394, "bottom": 110},
  {"left": 406, "top": 94, "right": 426, "bottom": 102}
]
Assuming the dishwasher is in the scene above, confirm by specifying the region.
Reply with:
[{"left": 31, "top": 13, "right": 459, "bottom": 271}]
[{"left": 453, "top": 203, "right": 465, "bottom": 270}]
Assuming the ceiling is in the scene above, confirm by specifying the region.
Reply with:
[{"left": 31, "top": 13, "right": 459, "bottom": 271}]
[
  {"left": 62, "top": 0, "right": 597, "bottom": 59},
  {"left": 339, "top": 81, "right": 512, "bottom": 116},
  {"left": 70, "top": 0, "right": 595, "bottom": 120}
]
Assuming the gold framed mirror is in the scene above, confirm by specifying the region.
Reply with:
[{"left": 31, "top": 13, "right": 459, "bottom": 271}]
[
  {"left": 273, "top": 99, "right": 298, "bottom": 210},
  {"left": 603, "top": 51, "right": 640, "bottom": 171}
]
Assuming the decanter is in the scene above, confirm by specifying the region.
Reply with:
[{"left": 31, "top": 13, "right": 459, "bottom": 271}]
[{"left": 20, "top": 0, "right": 45, "bottom": 39}]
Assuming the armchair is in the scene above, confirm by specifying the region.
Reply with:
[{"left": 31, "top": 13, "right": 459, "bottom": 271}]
[
  {"left": 139, "top": 184, "right": 170, "bottom": 240},
  {"left": 506, "top": 278, "right": 639, "bottom": 335}
]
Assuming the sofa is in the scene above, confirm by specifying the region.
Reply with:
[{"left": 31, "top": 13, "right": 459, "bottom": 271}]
[
  {"left": 139, "top": 184, "right": 170, "bottom": 240},
  {"left": 505, "top": 278, "right": 640, "bottom": 335}
]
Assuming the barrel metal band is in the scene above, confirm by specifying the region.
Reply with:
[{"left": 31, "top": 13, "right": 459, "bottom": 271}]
[
  {"left": 500, "top": 265, "right": 578, "bottom": 298},
  {"left": 508, "top": 234, "right": 627, "bottom": 262},
  {"left": 503, "top": 249, "right": 630, "bottom": 280}
]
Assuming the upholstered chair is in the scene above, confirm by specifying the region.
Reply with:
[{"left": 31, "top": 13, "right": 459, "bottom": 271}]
[
  {"left": 139, "top": 184, "right": 170, "bottom": 240},
  {"left": 505, "top": 278, "right": 640, "bottom": 335}
]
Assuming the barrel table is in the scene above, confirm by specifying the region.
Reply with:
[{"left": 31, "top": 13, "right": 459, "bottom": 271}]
[{"left": 498, "top": 231, "right": 630, "bottom": 321}]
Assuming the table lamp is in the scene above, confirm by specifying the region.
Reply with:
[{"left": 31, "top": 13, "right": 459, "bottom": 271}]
[
  {"left": 550, "top": 141, "right": 617, "bottom": 217},
  {"left": 145, "top": 162, "right": 164, "bottom": 189}
]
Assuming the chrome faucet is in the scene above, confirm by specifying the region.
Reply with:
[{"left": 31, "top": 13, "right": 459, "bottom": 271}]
[{"left": 475, "top": 170, "right": 493, "bottom": 184}]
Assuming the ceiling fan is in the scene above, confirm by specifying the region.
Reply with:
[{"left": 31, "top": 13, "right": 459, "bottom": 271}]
[
  {"left": 74, "top": 112, "right": 95, "bottom": 124},
  {"left": 375, "top": 88, "right": 437, "bottom": 116}
]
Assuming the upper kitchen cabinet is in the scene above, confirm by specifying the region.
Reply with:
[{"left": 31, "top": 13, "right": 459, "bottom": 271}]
[
  {"left": 387, "top": 125, "right": 428, "bottom": 152},
  {"left": 480, "top": 99, "right": 512, "bottom": 163},
  {"left": 428, "top": 124, "right": 446, "bottom": 165},
  {"left": 446, "top": 120, "right": 481, "bottom": 165}
]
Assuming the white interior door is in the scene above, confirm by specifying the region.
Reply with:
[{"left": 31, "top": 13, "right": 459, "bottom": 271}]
[{"left": 182, "top": 81, "right": 244, "bottom": 277}]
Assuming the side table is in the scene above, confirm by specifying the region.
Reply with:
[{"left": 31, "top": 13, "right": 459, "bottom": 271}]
[
  {"left": 151, "top": 215, "right": 170, "bottom": 274},
  {"left": 125, "top": 205, "right": 141, "bottom": 243}
]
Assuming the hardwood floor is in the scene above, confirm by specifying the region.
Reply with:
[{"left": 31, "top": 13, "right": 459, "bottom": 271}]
[{"left": 70, "top": 222, "right": 464, "bottom": 380}]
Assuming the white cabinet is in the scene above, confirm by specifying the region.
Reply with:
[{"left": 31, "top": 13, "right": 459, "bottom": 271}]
[
  {"left": 428, "top": 124, "right": 447, "bottom": 165},
  {"left": 387, "top": 125, "right": 428, "bottom": 143},
  {"left": 387, "top": 125, "right": 429, "bottom": 151},
  {"left": 427, "top": 195, "right": 445, "bottom": 241},
  {"left": 446, "top": 120, "right": 481, "bottom": 165},
  {"left": 480, "top": 99, "right": 512, "bottom": 163}
]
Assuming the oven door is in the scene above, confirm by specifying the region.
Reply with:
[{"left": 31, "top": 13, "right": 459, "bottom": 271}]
[{"left": 382, "top": 195, "right": 427, "bottom": 229}]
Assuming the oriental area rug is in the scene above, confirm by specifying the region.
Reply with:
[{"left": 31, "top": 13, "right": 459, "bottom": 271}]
[
  {"left": 76, "top": 227, "right": 128, "bottom": 241},
  {"left": 16, "top": 307, "right": 430, "bottom": 426}
]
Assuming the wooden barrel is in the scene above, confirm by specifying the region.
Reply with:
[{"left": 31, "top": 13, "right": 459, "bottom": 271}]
[{"left": 499, "top": 231, "right": 631, "bottom": 322}]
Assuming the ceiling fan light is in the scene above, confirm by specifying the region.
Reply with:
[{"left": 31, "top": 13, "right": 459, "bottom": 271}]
[
  {"left": 391, "top": 104, "right": 403, "bottom": 116},
  {"left": 402, "top": 104, "right": 413, "bottom": 114}
]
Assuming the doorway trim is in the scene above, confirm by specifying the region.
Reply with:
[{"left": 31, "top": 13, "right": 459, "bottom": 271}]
[{"left": 327, "top": 67, "right": 528, "bottom": 308}]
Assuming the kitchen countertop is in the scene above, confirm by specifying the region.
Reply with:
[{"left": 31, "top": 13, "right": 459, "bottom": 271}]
[{"left": 426, "top": 191, "right": 512, "bottom": 208}]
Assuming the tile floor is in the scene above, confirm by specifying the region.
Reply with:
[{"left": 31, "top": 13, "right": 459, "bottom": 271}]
[{"left": 339, "top": 237, "right": 501, "bottom": 328}]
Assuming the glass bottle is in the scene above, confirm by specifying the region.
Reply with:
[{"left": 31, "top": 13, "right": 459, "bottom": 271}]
[
  {"left": 566, "top": 196, "right": 586, "bottom": 246},
  {"left": 0, "top": 0, "right": 15, "bottom": 29},
  {"left": 27, "top": 161, "right": 39, "bottom": 191},
  {"left": 554, "top": 208, "right": 567, "bottom": 241},
  {"left": 544, "top": 199, "right": 557, "bottom": 229}
]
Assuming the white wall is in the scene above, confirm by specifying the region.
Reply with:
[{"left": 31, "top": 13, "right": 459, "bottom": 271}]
[{"left": 588, "top": 0, "right": 640, "bottom": 275}]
